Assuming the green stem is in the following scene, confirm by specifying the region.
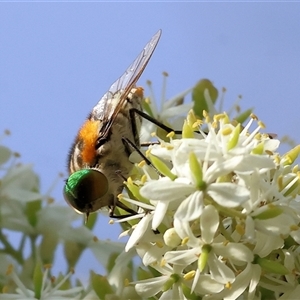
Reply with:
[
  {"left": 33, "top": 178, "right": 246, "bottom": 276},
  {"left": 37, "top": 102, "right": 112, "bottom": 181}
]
[
  {"left": 219, "top": 220, "right": 235, "bottom": 242},
  {"left": 205, "top": 196, "right": 245, "bottom": 219},
  {"left": 30, "top": 235, "right": 37, "bottom": 261},
  {"left": 18, "top": 234, "right": 26, "bottom": 252},
  {"left": 0, "top": 230, "right": 23, "bottom": 264}
]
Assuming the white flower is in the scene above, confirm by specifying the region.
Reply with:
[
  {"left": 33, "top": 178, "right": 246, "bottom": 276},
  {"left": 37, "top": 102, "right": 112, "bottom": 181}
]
[
  {"left": 166, "top": 206, "right": 253, "bottom": 291},
  {"left": 0, "top": 164, "right": 41, "bottom": 203},
  {"left": 109, "top": 102, "right": 300, "bottom": 299},
  {"left": 140, "top": 137, "right": 251, "bottom": 226},
  {"left": 107, "top": 249, "right": 138, "bottom": 298},
  {"left": 213, "top": 263, "right": 262, "bottom": 300},
  {"left": 0, "top": 144, "right": 11, "bottom": 166},
  {"left": 124, "top": 211, "right": 154, "bottom": 252},
  {"left": 0, "top": 265, "right": 83, "bottom": 299},
  {"left": 279, "top": 285, "right": 300, "bottom": 300},
  {"left": 134, "top": 264, "right": 186, "bottom": 300},
  {"left": 0, "top": 163, "right": 43, "bottom": 234},
  {"left": 140, "top": 78, "right": 194, "bottom": 142}
]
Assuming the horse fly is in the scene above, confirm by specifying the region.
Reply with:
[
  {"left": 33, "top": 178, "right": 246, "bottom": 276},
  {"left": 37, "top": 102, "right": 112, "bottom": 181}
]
[{"left": 63, "top": 30, "right": 162, "bottom": 221}]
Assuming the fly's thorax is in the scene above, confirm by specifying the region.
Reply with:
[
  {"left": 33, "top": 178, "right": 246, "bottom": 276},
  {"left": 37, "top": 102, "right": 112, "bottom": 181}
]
[
  {"left": 91, "top": 86, "right": 144, "bottom": 121},
  {"left": 68, "top": 86, "right": 144, "bottom": 181}
]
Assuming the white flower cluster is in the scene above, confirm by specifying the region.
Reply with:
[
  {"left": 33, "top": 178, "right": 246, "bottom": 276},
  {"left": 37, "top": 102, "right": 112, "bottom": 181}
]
[
  {"left": 118, "top": 111, "right": 300, "bottom": 299},
  {"left": 0, "top": 132, "right": 126, "bottom": 299},
  {"left": 0, "top": 265, "right": 83, "bottom": 300}
]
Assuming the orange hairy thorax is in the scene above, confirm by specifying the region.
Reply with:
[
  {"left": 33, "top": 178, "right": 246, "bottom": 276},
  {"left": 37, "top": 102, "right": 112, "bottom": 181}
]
[{"left": 78, "top": 119, "right": 100, "bottom": 164}]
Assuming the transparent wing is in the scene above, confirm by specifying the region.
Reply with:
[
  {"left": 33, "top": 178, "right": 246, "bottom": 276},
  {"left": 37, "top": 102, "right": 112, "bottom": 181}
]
[{"left": 91, "top": 30, "right": 161, "bottom": 134}]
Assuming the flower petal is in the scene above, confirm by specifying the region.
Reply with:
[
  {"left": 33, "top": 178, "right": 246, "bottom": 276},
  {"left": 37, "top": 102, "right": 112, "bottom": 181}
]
[
  {"left": 135, "top": 276, "right": 168, "bottom": 298},
  {"left": 174, "top": 191, "right": 203, "bottom": 221},
  {"left": 191, "top": 274, "right": 224, "bottom": 295},
  {"left": 164, "top": 248, "right": 198, "bottom": 266},
  {"left": 140, "top": 180, "right": 195, "bottom": 202},
  {"left": 152, "top": 200, "right": 168, "bottom": 230},
  {"left": 125, "top": 213, "right": 153, "bottom": 252},
  {"left": 208, "top": 183, "right": 249, "bottom": 207},
  {"left": 200, "top": 205, "right": 219, "bottom": 244},
  {"left": 209, "top": 253, "right": 235, "bottom": 284},
  {"left": 213, "top": 242, "right": 254, "bottom": 262}
]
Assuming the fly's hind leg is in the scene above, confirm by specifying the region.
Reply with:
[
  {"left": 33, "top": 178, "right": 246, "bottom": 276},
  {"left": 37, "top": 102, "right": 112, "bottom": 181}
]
[
  {"left": 122, "top": 137, "right": 164, "bottom": 177},
  {"left": 122, "top": 137, "right": 153, "bottom": 167},
  {"left": 129, "top": 108, "right": 183, "bottom": 136}
]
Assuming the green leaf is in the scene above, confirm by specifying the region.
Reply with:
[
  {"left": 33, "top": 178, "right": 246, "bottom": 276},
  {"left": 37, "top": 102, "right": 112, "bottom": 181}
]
[
  {"left": 85, "top": 212, "right": 97, "bottom": 230},
  {"left": 91, "top": 271, "right": 114, "bottom": 299},
  {"left": 142, "top": 98, "right": 155, "bottom": 118},
  {"left": 234, "top": 108, "right": 253, "bottom": 124},
  {"left": 149, "top": 154, "right": 177, "bottom": 180},
  {"left": 64, "top": 240, "right": 85, "bottom": 268},
  {"left": 253, "top": 206, "right": 283, "bottom": 220},
  {"left": 25, "top": 199, "right": 42, "bottom": 227},
  {"left": 56, "top": 272, "right": 72, "bottom": 290},
  {"left": 137, "top": 267, "right": 153, "bottom": 280},
  {"left": 192, "top": 79, "right": 218, "bottom": 117},
  {"left": 255, "top": 256, "right": 289, "bottom": 275},
  {"left": 40, "top": 232, "right": 59, "bottom": 264},
  {"left": 0, "top": 145, "right": 11, "bottom": 165}
]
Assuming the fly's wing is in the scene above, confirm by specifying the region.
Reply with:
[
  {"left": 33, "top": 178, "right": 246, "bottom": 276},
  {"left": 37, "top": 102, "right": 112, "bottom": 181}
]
[{"left": 91, "top": 30, "right": 162, "bottom": 138}]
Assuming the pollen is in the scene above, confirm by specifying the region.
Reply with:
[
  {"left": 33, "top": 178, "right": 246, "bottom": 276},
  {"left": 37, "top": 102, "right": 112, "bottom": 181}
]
[
  {"left": 166, "top": 131, "right": 175, "bottom": 138},
  {"left": 258, "top": 120, "right": 266, "bottom": 129},
  {"left": 183, "top": 270, "right": 195, "bottom": 280},
  {"left": 181, "top": 237, "right": 189, "bottom": 245},
  {"left": 225, "top": 282, "right": 232, "bottom": 289},
  {"left": 222, "top": 127, "right": 232, "bottom": 136},
  {"left": 78, "top": 120, "right": 100, "bottom": 164},
  {"left": 124, "top": 278, "right": 130, "bottom": 287},
  {"left": 155, "top": 240, "right": 164, "bottom": 248},
  {"left": 251, "top": 113, "right": 258, "bottom": 120},
  {"left": 6, "top": 264, "right": 13, "bottom": 275},
  {"left": 138, "top": 160, "right": 146, "bottom": 168}
]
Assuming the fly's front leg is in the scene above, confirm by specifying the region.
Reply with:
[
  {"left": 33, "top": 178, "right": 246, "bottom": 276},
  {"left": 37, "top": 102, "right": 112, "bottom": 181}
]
[
  {"left": 109, "top": 200, "right": 137, "bottom": 219},
  {"left": 108, "top": 190, "right": 137, "bottom": 219}
]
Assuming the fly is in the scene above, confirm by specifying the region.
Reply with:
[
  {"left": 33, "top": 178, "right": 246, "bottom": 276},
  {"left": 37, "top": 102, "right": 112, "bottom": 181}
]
[{"left": 63, "top": 30, "right": 162, "bottom": 221}]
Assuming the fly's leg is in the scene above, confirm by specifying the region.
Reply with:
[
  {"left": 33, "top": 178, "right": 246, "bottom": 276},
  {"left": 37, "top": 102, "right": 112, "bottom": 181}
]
[
  {"left": 122, "top": 137, "right": 154, "bottom": 167},
  {"left": 127, "top": 108, "right": 180, "bottom": 173},
  {"left": 107, "top": 189, "right": 138, "bottom": 219},
  {"left": 122, "top": 137, "right": 164, "bottom": 177},
  {"left": 109, "top": 200, "right": 138, "bottom": 219},
  {"left": 129, "top": 108, "right": 183, "bottom": 136},
  {"left": 110, "top": 109, "right": 184, "bottom": 219}
]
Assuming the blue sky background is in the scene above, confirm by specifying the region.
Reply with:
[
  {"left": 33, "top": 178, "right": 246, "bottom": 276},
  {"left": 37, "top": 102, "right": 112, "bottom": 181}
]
[{"left": 1, "top": 3, "right": 300, "bottom": 281}]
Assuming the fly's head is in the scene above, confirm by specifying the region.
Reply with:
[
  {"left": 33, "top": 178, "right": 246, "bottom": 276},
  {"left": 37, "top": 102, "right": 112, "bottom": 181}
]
[{"left": 63, "top": 168, "right": 111, "bottom": 219}]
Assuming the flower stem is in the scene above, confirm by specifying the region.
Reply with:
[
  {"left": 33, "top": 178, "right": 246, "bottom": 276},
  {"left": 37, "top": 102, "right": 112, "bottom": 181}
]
[{"left": 0, "top": 230, "right": 23, "bottom": 264}]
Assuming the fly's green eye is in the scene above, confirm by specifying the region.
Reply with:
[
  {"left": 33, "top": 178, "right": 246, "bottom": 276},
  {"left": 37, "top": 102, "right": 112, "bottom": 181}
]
[{"left": 63, "top": 169, "right": 109, "bottom": 214}]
